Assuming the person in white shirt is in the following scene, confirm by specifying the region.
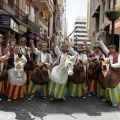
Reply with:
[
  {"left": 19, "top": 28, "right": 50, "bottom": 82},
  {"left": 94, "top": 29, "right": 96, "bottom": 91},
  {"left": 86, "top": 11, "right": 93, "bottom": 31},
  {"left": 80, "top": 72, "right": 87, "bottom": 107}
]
[
  {"left": 27, "top": 40, "right": 53, "bottom": 99},
  {"left": 69, "top": 45, "right": 87, "bottom": 98},
  {"left": 5, "top": 44, "right": 27, "bottom": 101},
  {"left": 19, "top": 37, "right": 28, "bottom": 56},
  {"left": 84, "top": 40, "right": 105, "bottom": 97},
  {"left": 98, "top": 38, "right": 120, "bottom": 107},
  {"left": 49, "top": 34, "right": 70, "bottom": 101}
]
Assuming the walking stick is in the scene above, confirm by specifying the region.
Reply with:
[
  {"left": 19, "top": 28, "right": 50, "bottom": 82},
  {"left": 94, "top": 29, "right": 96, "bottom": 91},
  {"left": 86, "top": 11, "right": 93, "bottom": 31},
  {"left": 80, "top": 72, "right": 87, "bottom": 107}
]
[
  {"left": 8, "top": 31, "right": 10, "bottom": 45},
  {"left": 65, "top": 27, "right": 78, "bottom": 40}
]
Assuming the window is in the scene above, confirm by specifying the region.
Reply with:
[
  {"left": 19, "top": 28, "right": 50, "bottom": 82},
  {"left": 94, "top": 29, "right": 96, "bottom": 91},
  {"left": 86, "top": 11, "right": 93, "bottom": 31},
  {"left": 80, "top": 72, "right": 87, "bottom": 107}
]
[
  {"left": 29, "top": 6, "right": 35, "bottom": 23},
  {"left": 44, "top": 29, "right": 47, "bottom": 36},
  {"left": 26, "top": 4, "right": 30, "bottom": 15},
  {"left": 40, "top": 26, "right": 43, "bottom": 33}
]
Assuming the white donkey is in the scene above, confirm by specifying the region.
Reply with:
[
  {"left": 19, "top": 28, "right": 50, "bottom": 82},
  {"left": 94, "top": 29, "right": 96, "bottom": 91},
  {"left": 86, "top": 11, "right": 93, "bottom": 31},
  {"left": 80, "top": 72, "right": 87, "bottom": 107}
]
[
  {"left": 50, "top": 55, "right": 74, "bottom": 84},
  {"left": 7, "top": 57, "right": 27, "bottom": 86}
]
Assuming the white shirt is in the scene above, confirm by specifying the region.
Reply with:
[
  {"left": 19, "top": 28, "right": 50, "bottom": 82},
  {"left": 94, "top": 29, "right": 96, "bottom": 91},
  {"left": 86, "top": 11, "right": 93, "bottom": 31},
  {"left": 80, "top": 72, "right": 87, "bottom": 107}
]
[
  {"left": 6, "top": 52, "right": 27, "bottom": 65},
  {"left": 19, "top": 46, "right": 27, "bottom": 55},
  {"left": 34, "top": 48, "right": 53, "bottom": 64},
  {"left": 69, "top": 47, "right": 87, "bottom": 63},
  {"left": 54, "top": 46, "right": 68, "bottom": 63},
  {"left": 99, "top": 40, "right": 120, "bottom": 68},
  {"left": 77, "top": 53, "right": 87, "bottom": 62}
]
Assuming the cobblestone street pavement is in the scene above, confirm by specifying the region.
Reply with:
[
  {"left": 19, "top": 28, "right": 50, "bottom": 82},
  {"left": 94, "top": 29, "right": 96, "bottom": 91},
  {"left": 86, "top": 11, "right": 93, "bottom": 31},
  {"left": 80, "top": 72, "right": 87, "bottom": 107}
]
[{"left": 0, "top": 91, "right": 120, "bottom": 120}]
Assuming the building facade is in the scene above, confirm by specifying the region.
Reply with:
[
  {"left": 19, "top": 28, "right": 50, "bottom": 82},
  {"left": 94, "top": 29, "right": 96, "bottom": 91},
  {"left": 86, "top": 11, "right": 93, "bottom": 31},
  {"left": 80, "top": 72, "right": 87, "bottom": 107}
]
[
  {"left": 73, "top": 16, "right": 90, "bottom": 48},
  {"left": 87, "top": 0, "right": 120, "bottom": 51},
  {"left": 0, "top": 0, "right": 54, "bottom": 50}
]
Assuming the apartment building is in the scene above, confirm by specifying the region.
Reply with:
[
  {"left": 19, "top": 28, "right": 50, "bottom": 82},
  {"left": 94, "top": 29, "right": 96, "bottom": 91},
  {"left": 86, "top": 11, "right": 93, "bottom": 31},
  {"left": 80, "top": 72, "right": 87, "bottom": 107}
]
[
  {"left": 73, "top": 16, "right": 90, "bottom": 48},
  {"left": 0, "top": 0, "right": 54, "bottom": 49},
  {"left": 87, "top": 0, "right": 120, "bottom": 51}
]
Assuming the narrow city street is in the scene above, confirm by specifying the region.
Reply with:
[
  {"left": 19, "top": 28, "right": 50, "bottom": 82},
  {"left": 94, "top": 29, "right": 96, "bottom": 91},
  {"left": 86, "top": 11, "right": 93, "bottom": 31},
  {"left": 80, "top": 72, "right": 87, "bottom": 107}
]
[
  {"left": 0, "top": 91, "right": 120, "bottom": 120},
  {"left": 1, "top": 0, "right": 120, "bottom": 120}
]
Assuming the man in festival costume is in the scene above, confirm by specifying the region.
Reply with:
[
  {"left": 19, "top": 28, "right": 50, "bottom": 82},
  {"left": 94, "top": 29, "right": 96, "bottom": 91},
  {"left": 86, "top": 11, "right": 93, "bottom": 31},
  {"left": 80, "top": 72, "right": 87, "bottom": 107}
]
[
  {"left": 0, "top": 34, "right": 6, "bottom": 101},
  {"left": 28, "top": 40, "right": 53, "bottom": 99},
  {"left": 68, "top": 44, "right": 87, "bottom": 98},
  {"left": 84, "top": 40, "right": 105, "bottom": 97},
  {"left": 19, "top": 37, "right": 35, "bottom": 93},
  {"left": 19, "top": 37, "right": 28, "bottom": 55},
  {"left": 49, "top": 34, "right": 71, "bottom": 101},
  {"left": 5, "top": 44, "right": 27, "bottom": 101},
  {"left": 98, "top": 38, "right": 120, "bottom": 106}
]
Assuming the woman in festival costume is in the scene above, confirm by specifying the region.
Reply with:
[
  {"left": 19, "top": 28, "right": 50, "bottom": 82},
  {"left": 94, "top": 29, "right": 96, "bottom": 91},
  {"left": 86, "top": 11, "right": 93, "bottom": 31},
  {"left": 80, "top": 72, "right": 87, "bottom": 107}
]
[{"left": 5, "top": 44, "right": 27, "bottom": 101}]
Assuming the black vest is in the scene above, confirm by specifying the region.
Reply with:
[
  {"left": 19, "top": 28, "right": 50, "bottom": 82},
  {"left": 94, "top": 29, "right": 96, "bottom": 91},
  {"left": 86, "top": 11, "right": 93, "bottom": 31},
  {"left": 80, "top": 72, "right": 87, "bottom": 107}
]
[{"left": 7, "top": 53, "right": 22, "bottom": 69}]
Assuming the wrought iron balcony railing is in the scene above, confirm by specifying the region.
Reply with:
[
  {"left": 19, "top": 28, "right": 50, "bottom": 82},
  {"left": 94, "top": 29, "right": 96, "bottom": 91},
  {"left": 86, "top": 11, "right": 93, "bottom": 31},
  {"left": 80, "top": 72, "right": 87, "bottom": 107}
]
[{"left": 0, "top": 0, "right": 28, "bottom": 25}]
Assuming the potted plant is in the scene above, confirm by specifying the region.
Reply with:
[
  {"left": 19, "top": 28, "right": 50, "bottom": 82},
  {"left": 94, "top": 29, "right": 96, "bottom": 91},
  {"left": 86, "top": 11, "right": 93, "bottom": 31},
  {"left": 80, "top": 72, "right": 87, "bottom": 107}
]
[{"left": 105, "top": 8, "right": 120, "bottom": 21}]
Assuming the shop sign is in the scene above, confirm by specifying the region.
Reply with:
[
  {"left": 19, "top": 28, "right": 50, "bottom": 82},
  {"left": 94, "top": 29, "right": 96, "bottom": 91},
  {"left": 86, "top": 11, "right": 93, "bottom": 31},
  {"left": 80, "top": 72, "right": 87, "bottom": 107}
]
[
  {"left": 0, "top": 15, "right": 10, "bottom": 27},
  {"left": 0, "top": 15, "right": 19, "bottom": 32},
  {"left": 10, "top": 18, "right": 19, "bottom": 32}
]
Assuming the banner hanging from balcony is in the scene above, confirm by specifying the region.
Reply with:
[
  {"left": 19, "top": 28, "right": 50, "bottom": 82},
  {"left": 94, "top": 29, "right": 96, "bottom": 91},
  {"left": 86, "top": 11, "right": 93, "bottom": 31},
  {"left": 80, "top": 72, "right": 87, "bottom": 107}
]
[
  {"left": 0, "top": 14, "right": 19, "bottom": 33},
  {"left": 109, "top": 17, "right": 120, "bottom": 34}
]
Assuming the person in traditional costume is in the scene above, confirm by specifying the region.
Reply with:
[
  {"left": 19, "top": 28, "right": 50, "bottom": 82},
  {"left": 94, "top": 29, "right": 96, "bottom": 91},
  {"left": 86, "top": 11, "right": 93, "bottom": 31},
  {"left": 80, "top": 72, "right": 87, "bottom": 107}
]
[
  {"left": 19, "top": 37, "right": 28, "bottom": 55},
  {"left": 0, "top": 34, "right": 6, "bottom": 101},
  {"left": 98, "top": 39, "right": 120, "bottom": 106},
  {"left": 5, "top": 44, "right": 27, "bottom": 101},
  {"left": 28, "top": 40, "right": 53, "bottom": 99},
  {"left": 49, "top": 34, "right": 71, "bottom": 101},
  {"left": 68, "top": 45, "right": 87, "bottom": 98},
  {"left": 84, "top": 40, "right": 105, "bottom": 97},
  {"left": 19, "top": 37, "right": 35, "bottom": 93}
]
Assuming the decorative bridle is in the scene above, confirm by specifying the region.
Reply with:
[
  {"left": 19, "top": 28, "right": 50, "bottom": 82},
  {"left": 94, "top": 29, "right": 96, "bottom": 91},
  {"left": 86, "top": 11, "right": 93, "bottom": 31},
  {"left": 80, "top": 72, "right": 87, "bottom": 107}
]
[
  {"left": 88, "top": 61, "right": 101, "bottom": 74},
  {"left": 38, "top": 65, "right": 48, "bottom": 81}
]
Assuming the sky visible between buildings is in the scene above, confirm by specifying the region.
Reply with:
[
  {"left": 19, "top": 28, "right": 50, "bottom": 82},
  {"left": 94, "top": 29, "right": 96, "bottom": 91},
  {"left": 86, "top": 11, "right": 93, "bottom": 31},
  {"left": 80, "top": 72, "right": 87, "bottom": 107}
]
[{"left": 66, "top": 0, "right": 87, "bottom": 37}]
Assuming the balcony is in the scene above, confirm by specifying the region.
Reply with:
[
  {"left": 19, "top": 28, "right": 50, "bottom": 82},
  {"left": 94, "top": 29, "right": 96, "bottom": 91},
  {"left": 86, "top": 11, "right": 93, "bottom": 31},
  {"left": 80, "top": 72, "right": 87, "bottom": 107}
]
[
  {"left": 57, "top": 19, "right": 62, "bottom": 30},
  {"left": 40, "top": 0, "right": 53, "bottom": 18},
  {"left": 0, "top": 0, "right": 28, "bottom": 25},
  {"left": 39, "top": 13, "right": 48, "bottom": 27},
  {"left": 28, "top": 20, "right": 40, "bottom": 35},
  {"left": 92, "top": 0, "right": 100, "bottom": 17}
]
